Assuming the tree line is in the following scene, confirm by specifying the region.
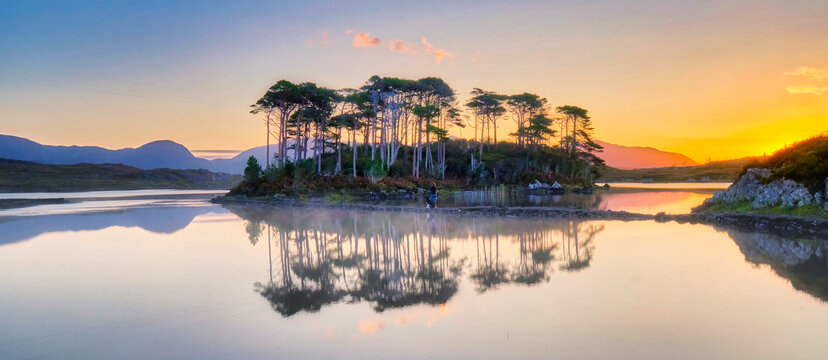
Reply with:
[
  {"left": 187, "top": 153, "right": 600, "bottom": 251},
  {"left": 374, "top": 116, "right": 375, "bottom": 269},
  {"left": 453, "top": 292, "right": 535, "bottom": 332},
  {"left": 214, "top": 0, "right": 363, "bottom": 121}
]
[{"left": 249, "top": 75, "right": 602, "bottom": 181}]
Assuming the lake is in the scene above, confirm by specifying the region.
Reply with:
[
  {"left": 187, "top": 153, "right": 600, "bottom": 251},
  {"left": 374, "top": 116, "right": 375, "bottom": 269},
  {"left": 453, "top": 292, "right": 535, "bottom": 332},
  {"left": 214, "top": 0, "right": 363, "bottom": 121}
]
[{"left": 1, "top": 188, "right": 827, "bottom": 359}]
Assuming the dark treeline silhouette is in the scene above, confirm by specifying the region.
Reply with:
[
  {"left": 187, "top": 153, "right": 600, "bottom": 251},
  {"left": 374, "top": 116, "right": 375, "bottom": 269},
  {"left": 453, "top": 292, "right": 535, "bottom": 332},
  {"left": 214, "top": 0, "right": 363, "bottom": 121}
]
[
  {"left": 227, "top": 205, "right": 604, "bottom": 316},
  {"left": 236, "top": 76, "right": 605, "bottom": 196}
]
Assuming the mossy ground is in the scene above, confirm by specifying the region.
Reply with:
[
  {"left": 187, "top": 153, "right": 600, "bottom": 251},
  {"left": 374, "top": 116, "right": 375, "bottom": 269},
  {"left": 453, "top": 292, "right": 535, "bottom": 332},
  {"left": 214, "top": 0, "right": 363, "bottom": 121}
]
[
  {"left": 229, "top": 174, "right": 469, "bottom": 198},
  {"left": 700, "top": 200, "right": 827, "bottom": 218}
]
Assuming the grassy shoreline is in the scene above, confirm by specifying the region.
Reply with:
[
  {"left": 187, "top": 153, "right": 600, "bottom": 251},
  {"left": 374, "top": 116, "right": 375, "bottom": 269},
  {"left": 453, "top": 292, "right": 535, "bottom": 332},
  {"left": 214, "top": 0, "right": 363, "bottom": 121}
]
[
  {"left": 695, "top": 200, "right": 827, "bottom": 218},
  {"left": 0, "top": 158, "right": 242, "bottom": 193}
]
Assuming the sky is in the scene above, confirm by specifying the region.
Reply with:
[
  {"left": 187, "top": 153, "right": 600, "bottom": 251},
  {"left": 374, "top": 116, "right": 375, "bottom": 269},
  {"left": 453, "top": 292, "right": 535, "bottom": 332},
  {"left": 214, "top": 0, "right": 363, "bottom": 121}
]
[{"left": 1, "top": 0, "right": 827, "bottom": 162}]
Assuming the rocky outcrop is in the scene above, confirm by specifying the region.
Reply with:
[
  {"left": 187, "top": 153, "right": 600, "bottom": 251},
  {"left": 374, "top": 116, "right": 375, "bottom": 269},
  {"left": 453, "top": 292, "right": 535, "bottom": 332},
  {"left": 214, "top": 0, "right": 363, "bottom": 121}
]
[
  {"left": 752, "top": 178, "right": 813, "bottom": 208},
  {"left": 825, "top": 178, "right": 828, "bottom": 211},
  {"left": 527, "top": 180, "right": 565, "bottom": 195},
  {"left": 701, "top": 168, "right": 826, "bottom": 211},
  {"left": 709, "top": 168, "right": 770, "bottom": 203}
]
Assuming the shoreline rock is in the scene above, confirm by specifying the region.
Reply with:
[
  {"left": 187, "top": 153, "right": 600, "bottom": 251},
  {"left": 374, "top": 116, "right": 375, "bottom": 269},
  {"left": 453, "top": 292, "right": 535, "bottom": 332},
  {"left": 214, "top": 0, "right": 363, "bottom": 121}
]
[{"left": 698, "top": 168, "right": 827, "bottom": 212}]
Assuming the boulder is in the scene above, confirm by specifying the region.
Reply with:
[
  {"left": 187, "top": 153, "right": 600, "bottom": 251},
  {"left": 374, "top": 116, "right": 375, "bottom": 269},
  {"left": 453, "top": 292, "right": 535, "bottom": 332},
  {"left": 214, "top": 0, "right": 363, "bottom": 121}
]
[
  {"left": 711, "top": 168, "right": 770, "bottom": 203},
  {"left": 528, "top": 180, "right": 564, "bottom": 194},
  {"left": 751, "top": 178, "right": 813, "bottom": 208},
  {"left": 528, "top": 180, "right": 548, "bottom": 190}
]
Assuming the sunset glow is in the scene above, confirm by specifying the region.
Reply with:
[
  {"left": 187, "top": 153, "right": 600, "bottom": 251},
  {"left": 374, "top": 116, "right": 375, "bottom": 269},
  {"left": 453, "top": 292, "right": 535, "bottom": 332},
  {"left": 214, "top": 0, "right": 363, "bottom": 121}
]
[{"left": 1, "top": 1, "right": 826, "bottom": 162}]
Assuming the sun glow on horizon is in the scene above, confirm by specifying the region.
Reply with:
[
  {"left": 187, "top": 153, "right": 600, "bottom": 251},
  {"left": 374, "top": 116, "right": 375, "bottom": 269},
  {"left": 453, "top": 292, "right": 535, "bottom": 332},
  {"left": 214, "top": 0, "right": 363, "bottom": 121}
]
[{"left": 1, "top": 1, "right": 827, "bottom": 162}]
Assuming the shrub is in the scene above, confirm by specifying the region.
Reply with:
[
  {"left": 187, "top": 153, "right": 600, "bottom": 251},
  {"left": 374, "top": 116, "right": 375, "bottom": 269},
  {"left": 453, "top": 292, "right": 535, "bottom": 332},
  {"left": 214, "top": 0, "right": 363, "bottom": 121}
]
[{"left": 244, "top": 156, "right": 262, "bottom": 183}]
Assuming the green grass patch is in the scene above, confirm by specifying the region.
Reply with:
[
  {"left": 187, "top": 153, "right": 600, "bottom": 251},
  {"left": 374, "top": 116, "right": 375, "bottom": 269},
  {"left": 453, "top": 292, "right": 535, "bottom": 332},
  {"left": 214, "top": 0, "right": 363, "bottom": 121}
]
[{"left": 702, "top": 200, "right": 827, "bottom": 218}]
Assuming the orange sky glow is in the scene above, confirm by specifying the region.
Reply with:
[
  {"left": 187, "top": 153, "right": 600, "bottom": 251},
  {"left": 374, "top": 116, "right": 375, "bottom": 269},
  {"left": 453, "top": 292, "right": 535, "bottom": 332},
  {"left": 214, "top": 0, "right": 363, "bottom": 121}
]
[{"left": 1, "top": 1, "right": 826, "bottom": 163}]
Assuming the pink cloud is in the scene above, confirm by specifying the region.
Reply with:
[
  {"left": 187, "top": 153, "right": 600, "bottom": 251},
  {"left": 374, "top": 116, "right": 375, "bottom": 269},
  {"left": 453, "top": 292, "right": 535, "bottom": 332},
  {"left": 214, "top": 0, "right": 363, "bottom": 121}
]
[
  {"left": 306, "top": 31, "right": 330, "bottom": 46},
  {"left": 390, "top": 40, "right": 417, "bottom": 54},
  {"left": 345, "top": 29, "right": 355, "bottom": 34},
  {"left": 352, "top": 32, "right": 380, "bottom": 48},
  {"left": 421, "top": 37, "right": 434, "bottom": 52},
  {"left": 421, "top": 37, "right": 453, "bottom": 64},
  {"left": 433, "top": 49, "right": 452, "bottom": 63}
]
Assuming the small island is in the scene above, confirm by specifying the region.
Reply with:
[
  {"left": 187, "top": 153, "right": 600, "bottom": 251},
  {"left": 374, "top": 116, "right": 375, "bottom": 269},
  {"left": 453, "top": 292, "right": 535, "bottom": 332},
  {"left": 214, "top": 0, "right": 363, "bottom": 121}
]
[{"left": 222, "top": 76, "right": 604, "bottom": 201}]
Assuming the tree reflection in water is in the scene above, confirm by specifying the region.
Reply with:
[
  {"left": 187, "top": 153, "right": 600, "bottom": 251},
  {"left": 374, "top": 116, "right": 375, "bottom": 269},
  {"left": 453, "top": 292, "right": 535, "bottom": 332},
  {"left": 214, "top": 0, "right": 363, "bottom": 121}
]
[{"left": 227, "top": 206, "right": 605, "bottom": 316}]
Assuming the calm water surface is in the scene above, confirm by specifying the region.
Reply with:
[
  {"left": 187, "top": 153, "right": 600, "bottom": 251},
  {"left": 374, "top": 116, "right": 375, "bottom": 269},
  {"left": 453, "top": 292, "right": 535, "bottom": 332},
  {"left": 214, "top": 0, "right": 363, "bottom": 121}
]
[{"left": 1, "top": 189, "right": 827, "bottom": 359}]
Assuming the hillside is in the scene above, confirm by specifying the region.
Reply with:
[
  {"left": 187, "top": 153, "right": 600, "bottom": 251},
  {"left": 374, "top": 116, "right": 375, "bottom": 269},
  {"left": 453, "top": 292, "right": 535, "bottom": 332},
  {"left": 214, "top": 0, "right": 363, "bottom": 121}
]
[
  {"left": 0, "top": 134, "right": 299, "bottom": 174},
  {"left": 600, "top": 157, "right": 757, "bottom": 182},
  {"left": 693, "top": 134, "right": 828, "bottom": 216},
  {"left": 746, "top": 134, "right": 828, "bottom": 192},
  {"left": 595, "top": 141, "right": 698, "bottom": 169},
  {"left": 0, "top": 158, "right": 242, "bottom": 192}
]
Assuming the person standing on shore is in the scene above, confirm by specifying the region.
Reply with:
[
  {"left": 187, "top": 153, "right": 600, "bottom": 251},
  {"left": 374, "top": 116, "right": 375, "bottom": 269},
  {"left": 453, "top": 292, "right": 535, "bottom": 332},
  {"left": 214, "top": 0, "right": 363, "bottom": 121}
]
[{"left": 427, "top": 182, "right": 438, "bottom": 208}]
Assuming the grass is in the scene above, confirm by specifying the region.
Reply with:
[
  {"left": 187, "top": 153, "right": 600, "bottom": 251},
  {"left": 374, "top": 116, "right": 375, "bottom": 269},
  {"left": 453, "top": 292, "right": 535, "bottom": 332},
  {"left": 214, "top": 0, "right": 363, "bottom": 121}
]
[
  {"left": 600, "top": 157, "right": 755, "bottom": 182},
  {"left": 744, "top": 134, "right": 828, "bottom": 192},
  {"left": 700, "top": 200, "right": 827, "bottom": 218},
  {"left": 229, "top": 173, "right": 471, "bottom": 198}
]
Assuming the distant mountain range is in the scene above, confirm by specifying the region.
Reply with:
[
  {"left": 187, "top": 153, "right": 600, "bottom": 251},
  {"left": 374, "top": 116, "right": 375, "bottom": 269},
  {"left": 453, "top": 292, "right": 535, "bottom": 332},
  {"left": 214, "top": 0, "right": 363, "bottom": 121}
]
[
  {"left": 0, "top": 134, "right": 267, "bottom": 174},
  {"left": 0, "top": 134, "right": 700, "bottom": 173},
  {"left": 594, "top": 141, "right": 699, "bottom": 169}
]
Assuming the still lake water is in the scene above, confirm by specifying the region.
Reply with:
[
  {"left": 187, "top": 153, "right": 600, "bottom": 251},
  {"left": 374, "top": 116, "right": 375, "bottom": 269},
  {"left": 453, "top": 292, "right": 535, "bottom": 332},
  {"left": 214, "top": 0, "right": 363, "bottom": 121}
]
[{"left": 1, "top": 187, "right": 827, "bottom": 359}]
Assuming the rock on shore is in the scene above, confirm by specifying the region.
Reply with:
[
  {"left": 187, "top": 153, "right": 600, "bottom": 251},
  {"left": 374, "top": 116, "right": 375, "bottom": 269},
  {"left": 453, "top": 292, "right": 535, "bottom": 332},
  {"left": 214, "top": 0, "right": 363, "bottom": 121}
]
[{"left": 701, "top": 168, "right": 827, "bottom": 211}]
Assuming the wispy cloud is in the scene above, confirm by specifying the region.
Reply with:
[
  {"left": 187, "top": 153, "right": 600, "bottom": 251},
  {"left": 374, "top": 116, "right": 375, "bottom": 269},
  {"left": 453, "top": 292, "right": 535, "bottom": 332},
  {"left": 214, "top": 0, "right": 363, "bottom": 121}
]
[
  {"left": 390, "top": 40, "right": 417, "bottom": 54},
  {"left": 784, "top": 66, "right": 828, "bottom": 81},
  {"left": 786, "top": 84, "right": 828, "bottom": 95},
  {"left": 352, "top": 32, "right": 380, "bottom": 48},
  {"left": 306, "top": 31, "right": 330, "bottom": 46},
  {"left": 421, "top": 37, "right": 453, "bottom": 63},
  {"left": 346, "top": 31, "right": 453, "bottom": 63},
  {"left": 784, "top": 66, "right": 828, "bottom": 95}
]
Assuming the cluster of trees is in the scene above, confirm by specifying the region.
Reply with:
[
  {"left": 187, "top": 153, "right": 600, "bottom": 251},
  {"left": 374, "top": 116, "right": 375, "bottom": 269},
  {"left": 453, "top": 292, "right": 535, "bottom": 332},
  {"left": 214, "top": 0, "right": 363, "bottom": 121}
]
[
  {"left": 250, "top": 76, "right": 463, "bottom": 179},
  {"left": 464, "top": 89, "right": 602, "bottom": 170},
  {"left": 250, "top": 76, "right": 603, "bottom": 183}
]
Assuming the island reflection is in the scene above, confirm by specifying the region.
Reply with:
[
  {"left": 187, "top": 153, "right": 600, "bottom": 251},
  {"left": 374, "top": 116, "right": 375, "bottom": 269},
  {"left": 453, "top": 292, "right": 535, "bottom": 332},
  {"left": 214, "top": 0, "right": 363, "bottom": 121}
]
[{"left": 228, "top": 205, "right": 603, "bottom": 317}]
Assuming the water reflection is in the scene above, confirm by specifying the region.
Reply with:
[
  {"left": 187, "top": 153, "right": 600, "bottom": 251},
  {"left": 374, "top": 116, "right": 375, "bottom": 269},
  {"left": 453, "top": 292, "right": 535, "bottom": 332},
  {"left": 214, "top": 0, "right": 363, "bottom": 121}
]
[
  {"left": 228, "top": 205, "right": 606, "bottom": 316},
  {"left": 0, "top": 203, "right": 217, "bottom": 246},
  {"left": 442, "top": 187, "right": 716, "bottom": 214},
  {"left": 2, "top": 198, "right": 828, "bottom": 359},
  {"left": 726, "top": 228, "right": 828, "bottom": 302}
]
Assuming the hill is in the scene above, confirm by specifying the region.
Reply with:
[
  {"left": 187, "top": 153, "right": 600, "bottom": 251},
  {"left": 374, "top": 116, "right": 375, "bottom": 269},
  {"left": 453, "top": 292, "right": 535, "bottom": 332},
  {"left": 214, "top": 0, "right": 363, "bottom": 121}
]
[
  {"left": 693, "top": 134, "right": 828, "bottom": 216},
  {"left": 745, "top": 134, "right": 828, "bottom": 192},
  {"left": 0, "top": 134, "right": 297, "bottom": 174},
  {"left": 600, "top": 157, "right": 757, "bottom": 182},
  {"left": 0, "top": 158, "right": 241, "bottom": 192},
  {"left": 595, "top": 141, "right": 698, "bottom": 169}
]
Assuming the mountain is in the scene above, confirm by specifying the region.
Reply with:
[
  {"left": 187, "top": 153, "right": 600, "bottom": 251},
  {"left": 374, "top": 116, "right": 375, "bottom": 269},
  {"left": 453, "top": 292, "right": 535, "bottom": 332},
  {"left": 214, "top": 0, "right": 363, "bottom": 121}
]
[
  {"left": 0, "top": 134, "right": 217, "bottom": 169},
  {"left": 595, "top": 141, "right": 698, "bottom": 169},
  {"left": 0, "top": 134, "right": 303, "bottom": 174},
  {"left": 0, "top": 134, "right": 252, "bottom": 174}
]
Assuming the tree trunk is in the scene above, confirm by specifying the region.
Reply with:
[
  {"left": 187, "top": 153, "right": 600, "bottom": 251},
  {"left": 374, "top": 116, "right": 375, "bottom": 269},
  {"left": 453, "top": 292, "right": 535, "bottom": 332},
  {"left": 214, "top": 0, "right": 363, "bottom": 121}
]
[
  {"left": 336, "top": 122, "right": 342, "bottom": 173},
  {"left": 353, "top": 127, "right": 357, "bottom": 177},
  {"left": 266, "top": 112, "right": 270, "bottom": 168}
]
